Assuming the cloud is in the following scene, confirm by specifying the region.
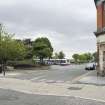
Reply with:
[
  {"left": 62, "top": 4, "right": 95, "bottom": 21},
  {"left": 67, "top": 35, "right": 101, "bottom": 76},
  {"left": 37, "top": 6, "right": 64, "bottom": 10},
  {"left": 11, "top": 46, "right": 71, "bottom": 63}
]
[{"left": 0, "top": 0, "right": 97, "bottom": 58}]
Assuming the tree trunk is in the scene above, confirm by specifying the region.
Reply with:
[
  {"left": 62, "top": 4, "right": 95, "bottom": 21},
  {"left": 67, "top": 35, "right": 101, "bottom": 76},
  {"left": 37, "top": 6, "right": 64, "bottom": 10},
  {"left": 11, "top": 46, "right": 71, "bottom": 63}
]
[
  {"left": 2, "top": 60, "right": 6, "bottom": 76},
  {"left": 40, "top": 57, "right": 44, "bottom": 65},
  {"left": 0, "top": 60, "right": 2, "bottom": 73}
]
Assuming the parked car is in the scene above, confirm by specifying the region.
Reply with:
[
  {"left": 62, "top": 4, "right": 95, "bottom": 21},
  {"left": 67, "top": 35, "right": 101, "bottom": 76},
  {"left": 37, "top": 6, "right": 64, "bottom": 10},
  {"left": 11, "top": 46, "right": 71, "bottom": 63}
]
[{"left": 85, "top": 62, "right": 96, "bottom": 70}]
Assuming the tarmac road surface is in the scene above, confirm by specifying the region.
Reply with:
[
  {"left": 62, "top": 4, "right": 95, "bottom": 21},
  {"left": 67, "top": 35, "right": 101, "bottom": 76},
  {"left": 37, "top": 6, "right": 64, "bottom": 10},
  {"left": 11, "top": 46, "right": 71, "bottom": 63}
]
[
  {"left": 0, "top": 88, "right": 104, "bottom": 105},
  {"left": 4, "top": 64, "right": 88, "bottom": 84}
]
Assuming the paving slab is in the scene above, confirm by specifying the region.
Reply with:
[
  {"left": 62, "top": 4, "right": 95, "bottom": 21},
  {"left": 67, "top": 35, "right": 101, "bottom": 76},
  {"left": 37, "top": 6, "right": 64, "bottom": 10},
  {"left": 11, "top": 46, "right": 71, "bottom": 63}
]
[
  {"left": 78, "top": 76, "right": 105, "bottom": 86},
  {"left": 0, "top": 88, "right": 105, "bottom": 105},
  {"left": 76, "top": 70, "right": 105, "bottom": 86},
  {"left": 0, "top": 77, "right": 105, "bottom": 102}
]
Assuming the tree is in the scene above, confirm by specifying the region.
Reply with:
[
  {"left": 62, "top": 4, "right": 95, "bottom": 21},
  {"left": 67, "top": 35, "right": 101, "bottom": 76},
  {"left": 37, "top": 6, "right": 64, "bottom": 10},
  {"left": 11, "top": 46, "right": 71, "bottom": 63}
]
[
  {"left": 0, "top": 36, "right": 26, "bottom": 61},
  {"left": 72, "top": 54, "right": 79, "bottom": 63},
  {"left": 84, "top": 53, "right": 93, "bottom": 62},
  {"left": 53, "top": 53, "right": 59, "bottom": 59},
  {"left": 72, "top": 53, "right": 94, "bottom": 63},
  {"left": 93, "top": 52, "right": 98, "bottom": 62},
  {"left": 58, "top": 51, "right": 65, "bottom": 59},
  {"left": 25, "top": 47, "right": 33, "bottom": 59},
  {"left": 33, "top": 37, "right": 53, "bottom": 64},
  {"left": 78, "top": 54, "right": 87, "bottom": 63},
  {"left": 0, "top": 25, "right": 26, "bottom": 75}
]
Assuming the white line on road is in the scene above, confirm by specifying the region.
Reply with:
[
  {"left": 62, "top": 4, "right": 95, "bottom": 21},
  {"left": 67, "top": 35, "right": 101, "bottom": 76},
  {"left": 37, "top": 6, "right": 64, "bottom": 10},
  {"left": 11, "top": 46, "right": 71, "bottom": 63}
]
[
  {"left": 30, "top": 76, "right": 45, "bottom": 81},
  {"left": 45, "top": 80, "right": 55, "bottom": 83},
  {"left": 55, "top": 80, "right": 64, "bottom": 83},
  {"left": 39, "top": 79, "right": 47, "bottom": 82}
]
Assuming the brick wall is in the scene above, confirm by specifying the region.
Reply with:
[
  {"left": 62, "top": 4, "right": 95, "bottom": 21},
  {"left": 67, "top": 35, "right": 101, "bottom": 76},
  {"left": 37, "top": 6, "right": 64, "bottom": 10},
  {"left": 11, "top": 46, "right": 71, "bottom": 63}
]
[
  {"left": 97, "top": 2, "right": 105, "bottom": 30},
  {"left": 97, "top": 3, "right": 103, "bottom": 30},
  {"left": 102, "top": 2, "right": 105, "bottom": 28}
]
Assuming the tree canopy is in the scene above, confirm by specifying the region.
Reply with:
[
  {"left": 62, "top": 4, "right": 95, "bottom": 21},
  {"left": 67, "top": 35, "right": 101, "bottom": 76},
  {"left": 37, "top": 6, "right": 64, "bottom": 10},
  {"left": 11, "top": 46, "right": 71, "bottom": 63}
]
[
  {"left": 72, "top": 53, "right": 94, "bottom": 63},
  {"left": 93, "top": 52, "right": 98, "bottom": 62},
  {"left": 58, "top": 51, "right": 65, "bottom": 59},
  {"left": 33, "top": 37, "right": 53, "bottom": 63},
  {"left": 0, "top": 26, "right": 26, "bottom": 64},
  {"left": 72, "top": 54, "right": 79, "bottom": 63},
  {"left": 53, "top": 51, "right": 65, "bottom": 59}
]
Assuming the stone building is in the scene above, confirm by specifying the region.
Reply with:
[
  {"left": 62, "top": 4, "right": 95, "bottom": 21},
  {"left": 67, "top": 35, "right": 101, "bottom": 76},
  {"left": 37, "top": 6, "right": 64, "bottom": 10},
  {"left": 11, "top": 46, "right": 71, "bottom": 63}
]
[{"left": 94, "top": 0, "right": 105, "bottom": 76}]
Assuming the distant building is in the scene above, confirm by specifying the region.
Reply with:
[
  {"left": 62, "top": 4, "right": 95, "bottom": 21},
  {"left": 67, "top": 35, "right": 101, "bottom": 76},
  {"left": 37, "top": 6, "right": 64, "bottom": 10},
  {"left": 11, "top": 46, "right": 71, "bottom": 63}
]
[
  {"left": 94, "top": 0, "right": 105, "bottom": 76},
  {"left": 16, "top": 39, "right": 33, "bottom": 48},
  {"left": 23, "top": 39, "right": 33, "bottom": 48}
]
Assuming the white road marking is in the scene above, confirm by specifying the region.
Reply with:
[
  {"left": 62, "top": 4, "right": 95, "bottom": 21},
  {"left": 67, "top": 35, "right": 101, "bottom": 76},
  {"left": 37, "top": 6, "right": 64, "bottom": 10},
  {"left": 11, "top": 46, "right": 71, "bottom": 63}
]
[
  {"left": 46, "top": 80, "right": 55, "bottom": 83},
  {"left": 30, "top": 76, "right": 45, "bottom": 81},
  {"left": 39, "top": 79, "right": 47, "bottom": 82},
  {"left": 56, "top": 80, "right": 64, "bottom": 83}
]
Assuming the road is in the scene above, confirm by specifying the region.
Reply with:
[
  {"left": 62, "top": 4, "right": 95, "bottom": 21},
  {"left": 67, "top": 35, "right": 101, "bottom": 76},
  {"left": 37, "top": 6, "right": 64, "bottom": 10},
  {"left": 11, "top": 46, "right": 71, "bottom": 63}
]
[
  {"left": 5, "top": 64, "right": 88, "bottom": 83},
  {"left": 0, "top": 88, "right": 104, "bottom": 105},
  {"left": 0, "top": 64, "right": 105, "bottom": 105}
]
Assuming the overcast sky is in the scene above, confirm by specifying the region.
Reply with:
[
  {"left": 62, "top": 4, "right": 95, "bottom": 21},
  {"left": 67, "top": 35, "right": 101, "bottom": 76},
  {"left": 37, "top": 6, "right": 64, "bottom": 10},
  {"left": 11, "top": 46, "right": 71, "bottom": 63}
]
[{"left": 0, "top": 0, "right": 97, "bottom": 58}]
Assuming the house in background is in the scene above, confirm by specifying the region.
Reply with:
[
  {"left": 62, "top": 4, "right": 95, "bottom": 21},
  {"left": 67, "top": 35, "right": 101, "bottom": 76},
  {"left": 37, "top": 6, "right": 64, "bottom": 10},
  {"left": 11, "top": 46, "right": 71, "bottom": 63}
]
[{"left": 94, "top": 0, "right": 105, "bottom": 76}]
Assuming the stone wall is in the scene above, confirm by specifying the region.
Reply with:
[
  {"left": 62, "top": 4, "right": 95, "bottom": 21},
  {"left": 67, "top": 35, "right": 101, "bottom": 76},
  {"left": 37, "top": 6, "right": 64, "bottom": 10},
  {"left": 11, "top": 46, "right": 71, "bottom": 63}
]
[{"left": 97, "top": 43, "right": 105, "bottom": 76}]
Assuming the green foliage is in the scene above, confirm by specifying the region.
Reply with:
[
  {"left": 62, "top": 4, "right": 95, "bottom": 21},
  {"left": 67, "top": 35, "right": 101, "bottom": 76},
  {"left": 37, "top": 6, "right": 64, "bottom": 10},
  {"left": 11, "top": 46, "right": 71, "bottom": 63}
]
[
  {"left": 33, "top": 37, "right": 53, "bottom": 63},
  {"left": 93, "top": 52, "right": 97, "bottom": 62},
  {"left": 84, "top": 53, "right": 93, "bottom": 62},
  {"left": 8, "top": 59, "right": 34, "bottom": 66},
  {"left": 53, "top": 53, "right": 59, "bottom": 59},
  {"left": 53, "top": 51, "right": 65, "bottom": 59},
  {"left": 78, "top": 54, "right": 86, "bottom": 63},
  {"left": 25, "top": 47, "right": 33, "bottom": 59},
  {"left": 72, "top": 53, "right": 94, "bottom": 63},
  {"left": 23, "top": 39, "right": 34, "bottom": 59},
  {"left": 58, "top": 51, "right": 65, "bottom": 59},
  {"left": 72, "top": 54, "right": 79, "bottom": 63},
  {"left": 0, "top": 31, "right": 26, "bottom": 63}
]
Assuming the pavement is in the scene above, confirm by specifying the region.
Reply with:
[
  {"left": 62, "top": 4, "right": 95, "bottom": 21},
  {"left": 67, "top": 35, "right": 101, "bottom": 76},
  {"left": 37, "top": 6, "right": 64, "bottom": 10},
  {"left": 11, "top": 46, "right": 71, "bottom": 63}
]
[
  {"left": 0, "top": 88, "right": 104, "bottom": 105},
  {"left": 77, "top": 70, "right": 105, "bottom": 86},
  {"left": 0, "top": 73, "right": 105, "bottom": 103}
]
